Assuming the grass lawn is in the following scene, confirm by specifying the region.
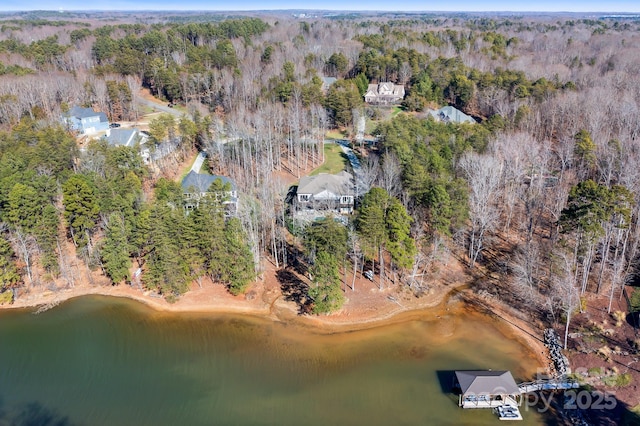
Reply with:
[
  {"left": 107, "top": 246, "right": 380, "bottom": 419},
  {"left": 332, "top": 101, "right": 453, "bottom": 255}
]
[
  {"left": 177, "top": 153, "right": 205, "bottom": 182},
  {"left": 325, "top": 129, "right": 347, "bottom": 140},
  {"left": 310, "top": 143, "right": 348, "bottom": 176},
  {"left": 391, "top": 106, "right": 404, "bottom": 117}
]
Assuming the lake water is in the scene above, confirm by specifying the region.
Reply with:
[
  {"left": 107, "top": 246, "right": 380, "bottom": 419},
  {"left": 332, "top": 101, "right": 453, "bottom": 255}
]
[{"left": 0, "top": 296, "right": 546, "bottom": 425}]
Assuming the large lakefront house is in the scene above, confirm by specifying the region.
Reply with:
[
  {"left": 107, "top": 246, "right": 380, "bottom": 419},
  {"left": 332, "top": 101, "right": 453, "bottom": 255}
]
[
  {"left": 295, "top": 171, "right": 355, "bottom": 215},
  {"left": 63, "top": 106, "right": 110, "bottom": 136},
  {"left": 181, "top": 170, "right": 238, "bottom": 216},
  {"left": 364, "top": 82, "right": 405, "bottom": 105}
]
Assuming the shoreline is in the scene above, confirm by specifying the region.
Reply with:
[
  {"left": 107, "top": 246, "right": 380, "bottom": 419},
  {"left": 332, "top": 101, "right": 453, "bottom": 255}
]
[{"left": 1, "top": 276, "right": 549, "bottom": 374}]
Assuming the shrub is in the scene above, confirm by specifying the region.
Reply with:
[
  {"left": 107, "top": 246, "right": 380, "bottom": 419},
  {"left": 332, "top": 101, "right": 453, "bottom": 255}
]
[
  {"left": 0, "top": 290, "right": 13, "bottom": 305},
  {"left": 613, "top": 310, "right": 626, "bottom": 327},
  {"left": 630, "top": 288, "right": 640, "bottom": 312},
  {"left": 603, "top": 372, "right": 632, "bottom": 388},
  {"left": 617, "top": 373, "right": 633, "bottom": 387},
  {"left": 587, "top": 367, "right": 603, "bottom": 376},
  {"left": 597, "top": 346, "right": 612, "bottom": 361}
]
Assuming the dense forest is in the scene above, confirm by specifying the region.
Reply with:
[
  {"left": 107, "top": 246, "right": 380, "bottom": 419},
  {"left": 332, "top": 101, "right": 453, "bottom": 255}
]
[{"left": 0, "top": 10, "right": 640, "bottom": 341}]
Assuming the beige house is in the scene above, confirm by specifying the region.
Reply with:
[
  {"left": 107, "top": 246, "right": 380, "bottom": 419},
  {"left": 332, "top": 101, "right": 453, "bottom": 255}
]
[
  {"left": 295, "top": 171, "right": 355, "bottom": 215},
  {"left": 364, "top": 82, "right": 405, "bottom": 105}
]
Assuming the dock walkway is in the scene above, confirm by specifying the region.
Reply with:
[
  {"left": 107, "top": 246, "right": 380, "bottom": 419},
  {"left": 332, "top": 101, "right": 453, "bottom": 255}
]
[{"left": 518, "top": 378, "right": 580, "bottom": 394}]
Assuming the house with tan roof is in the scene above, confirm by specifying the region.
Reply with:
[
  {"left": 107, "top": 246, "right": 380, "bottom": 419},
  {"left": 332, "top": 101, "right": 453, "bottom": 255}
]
[
  {"left": 295, "top": 171, "right": 355, "bottom": 215},
  {"left": 364, "top": 82, "right": 405, "bottom": 105}
]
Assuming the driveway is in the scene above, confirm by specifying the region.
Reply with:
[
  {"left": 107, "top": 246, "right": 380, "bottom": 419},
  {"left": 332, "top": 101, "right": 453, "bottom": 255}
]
[
  {"left": 137, "top": 96, "right": 185, "bottom": 119},
  {"left": 191, "top": 152, "right": 206, "bottom": 173},
  {"left": 335, "top": 140, "right": 368, "bottom": 197}
]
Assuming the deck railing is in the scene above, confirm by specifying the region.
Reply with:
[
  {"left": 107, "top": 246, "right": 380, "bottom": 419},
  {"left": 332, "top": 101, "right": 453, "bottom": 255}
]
[{"left": 518, "top": 378, "right": 580, "bottom": 394}]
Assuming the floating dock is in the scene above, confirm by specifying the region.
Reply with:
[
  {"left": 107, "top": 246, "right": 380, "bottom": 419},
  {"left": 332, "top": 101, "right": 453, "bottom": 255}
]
[{"left": 496, "top": 404, "right": 523, "bottom": 421}]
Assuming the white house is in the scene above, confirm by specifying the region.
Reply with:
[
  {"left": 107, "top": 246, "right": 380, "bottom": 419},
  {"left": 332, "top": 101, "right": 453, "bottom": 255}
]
[{"left": 63, "top": 106, "right": 110, "bottom": 135}]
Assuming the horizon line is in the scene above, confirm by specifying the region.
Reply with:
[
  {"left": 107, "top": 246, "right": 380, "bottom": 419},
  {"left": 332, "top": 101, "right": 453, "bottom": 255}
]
[{"left": 2, "top": 9, "right": 640, "bottom": 14}]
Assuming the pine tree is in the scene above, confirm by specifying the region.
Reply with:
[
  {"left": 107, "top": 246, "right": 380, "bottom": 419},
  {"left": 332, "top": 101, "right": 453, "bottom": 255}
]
[
  {"left": 0, "top": 235, "right": 21, "bottom": 292},
  {"left": 143, "top": 205, "right": 190, "bottom": 299},
  {"left": 222, "top": 218, "right": 256, "bottom": 295},
  {"left": 308, "top": 251, "right": 344, "bottom": 314},
  {"left": 62, "top": 174, "right": 100, "bottom": 251},
  {"left": 357, "top": 187, "right": 416, "bottom": 286},
  {"left": 35, "top": 204, "right": 60, "bottom": 274},
  {"left": 100, "top": 213, "right": 131, "bottom": 284}
]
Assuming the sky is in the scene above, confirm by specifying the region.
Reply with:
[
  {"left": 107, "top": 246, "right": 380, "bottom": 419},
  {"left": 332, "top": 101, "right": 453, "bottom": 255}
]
[{"left": 1, "top": 1, "right": 640, "bottom": 13}]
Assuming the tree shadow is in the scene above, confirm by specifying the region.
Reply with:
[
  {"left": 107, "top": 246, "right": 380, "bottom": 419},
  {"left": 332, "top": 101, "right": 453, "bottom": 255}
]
[
  {"left": 435, "top": 370, "right": 463, "bottom": 409},
  {"left": 542, "top": 393, "right": 640, "bottom": 426},
  {"left": 435, "top": 370, "right": 458, "bottom": 394},
  {"left": 0, "top": 398, "right": 75, "bottom": 426},
  {"left": 285, "top": 185, "right": 297, "bottom": 205},
  {"left": 625, "top": 311, "right": 639, "bottom": 330},
  {"left": 286, "top": 243, "right": 308, "bottom": 277},
  {"left": 277, "top": 268, "right": 312, "bottom": 315}
]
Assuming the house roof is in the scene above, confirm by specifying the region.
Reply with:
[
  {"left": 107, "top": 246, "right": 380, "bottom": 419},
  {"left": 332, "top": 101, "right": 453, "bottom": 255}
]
[
  {"left": 106, "top": 128, "right": 138, "bottom": 147},
  {"left": 298, "top": 171, "right": 354, "bottom": 197},
  {"left": 181, "top": 170, "right": 236, "bottom": 193},
  {"left": 321, "top": 77, "right": 337, "bottom": 87},
  {"left": 455, "top": 371, "right": 520, "bottom": 396},
  {"left": 365, "top": 83, "right": 405, "bottom": 99},
  {"left": 429, "top": 106, "right": 476, "bottom": 124},
  {"left": 68, "top": 106, "right": 108, "bottom": 123}
]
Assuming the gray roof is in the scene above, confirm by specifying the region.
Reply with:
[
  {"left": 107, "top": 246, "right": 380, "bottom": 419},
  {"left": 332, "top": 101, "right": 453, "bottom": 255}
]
[
  {"left": 429, "top": 106, "right": 476, "bottom": 124},
  {"left": 68, "top": 106, "right": 108, "bottom": 123},
  {"left": 181, "top": 170, "right": 236, "bottom": 193},
  {"left": 106, "top": 128, "right": 138, "bottom": 147},
  {"left": 298, "top": 171, "right": 354, "bottom": 197},
  {"left": 455, "top": 371, "right": 520, "bottom": 396},
  {"left": 322, "top": 77, "right": 337, "bottom": 87}
]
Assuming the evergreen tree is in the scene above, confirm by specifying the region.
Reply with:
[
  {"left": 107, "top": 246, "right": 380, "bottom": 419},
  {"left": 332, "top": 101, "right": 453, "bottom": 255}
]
[
  {"left": 35, "top": 204, "right": 60, "bottom": 274},
  {"left": 357, "top": 187, "right": 416, "bottom": 286},
  {"left": 303, "top": 217, "right": 348, "bottom": 261},
  {"left": 62, "top": 174, "right": 100, "bottom": 251},
  {"left": 0, "top": 235, "right": 21, "bottom": 292},
  {"left": 143, "top": 204, "right": 190, "bottom": 298},
  {"left": 222, "top": 218, "right": 256, "bottom": 295},
  {"left": 325, "top": 79, "right": 363, "bottom": 127},
  {"left": 308, "top": 251, "right": 345, "bottom": 314},
  {"left": 385, "top": 197, "right": 416, "bottom": 270},
  {"left": 100, "top": 213, "right": 131, "bottom": 284},
  {"left": 6, "top": 183, "right": 41, "bottom": 231}
]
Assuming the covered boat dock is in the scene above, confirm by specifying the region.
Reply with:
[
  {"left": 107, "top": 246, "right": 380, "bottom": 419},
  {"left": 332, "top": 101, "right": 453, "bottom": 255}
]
[{"left": 454, "top": 370, "right": 522, "bottom": 409}]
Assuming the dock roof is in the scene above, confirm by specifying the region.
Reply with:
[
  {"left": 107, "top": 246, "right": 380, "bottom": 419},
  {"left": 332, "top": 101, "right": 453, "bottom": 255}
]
[{"left": 455, "top": 370, "right": 520, "bottom": 396}]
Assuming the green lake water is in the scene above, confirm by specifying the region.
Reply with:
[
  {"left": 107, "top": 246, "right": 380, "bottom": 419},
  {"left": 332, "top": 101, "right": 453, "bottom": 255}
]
[{"left": 0, "top": 296, "right": 547, "bottom": 425}]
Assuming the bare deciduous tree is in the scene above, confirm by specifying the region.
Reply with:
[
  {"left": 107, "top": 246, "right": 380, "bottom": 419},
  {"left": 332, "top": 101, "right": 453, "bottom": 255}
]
[{"left": 459, "top": 152, "right": 502, "bottom": 268}]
